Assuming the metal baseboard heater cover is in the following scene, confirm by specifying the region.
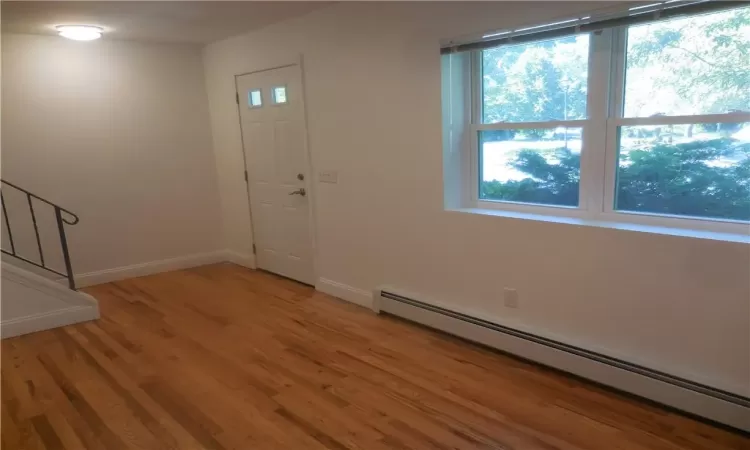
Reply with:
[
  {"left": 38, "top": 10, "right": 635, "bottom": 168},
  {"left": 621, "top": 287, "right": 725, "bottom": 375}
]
[{"left": 374, "top": 289, "right": 750, "bottom": 432}]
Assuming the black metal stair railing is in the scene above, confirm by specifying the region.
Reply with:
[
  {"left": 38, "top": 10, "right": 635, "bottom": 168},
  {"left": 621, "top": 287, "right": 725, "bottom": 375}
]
[{"left": 1, "top": 180, "right": 79, "bottom": 290}]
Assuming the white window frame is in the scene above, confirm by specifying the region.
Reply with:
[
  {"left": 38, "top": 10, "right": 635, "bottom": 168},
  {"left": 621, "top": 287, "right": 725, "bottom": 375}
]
[
  {"left": 464, "top": 24, "right": 750, "bottom": 236},
  {"left": 469, "top": 39, "right": 592, "bottom": 217}
]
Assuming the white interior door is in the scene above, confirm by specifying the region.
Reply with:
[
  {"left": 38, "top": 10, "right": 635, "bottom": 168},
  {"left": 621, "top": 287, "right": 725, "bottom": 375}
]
[{"left": 236, "top": 65, "right": 314, "bottom": 285}]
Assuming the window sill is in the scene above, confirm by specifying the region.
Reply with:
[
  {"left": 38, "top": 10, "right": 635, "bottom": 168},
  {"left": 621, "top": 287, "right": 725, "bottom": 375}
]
[{"left": 449, "top": 207, "right": 750, "bottom": 244}]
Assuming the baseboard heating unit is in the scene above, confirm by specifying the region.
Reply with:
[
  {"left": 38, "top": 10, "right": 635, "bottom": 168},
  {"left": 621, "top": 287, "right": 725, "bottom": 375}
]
[{"left": 373, "top": 289, "right": 750, "bottom": 432}]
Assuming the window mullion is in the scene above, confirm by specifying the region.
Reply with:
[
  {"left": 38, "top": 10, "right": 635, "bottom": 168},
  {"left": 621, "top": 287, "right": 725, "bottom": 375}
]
[
  {"left": 469, "top": 50, "right": 481, "bottom": 204},
  {"left": 602, "top": 27, "right": 628, "bottom": 214},
  {"left": 471, "top": 50, "right": 482, "bottom": 125},
  {"left": 609, "top": 27, "right": 627, "bottom": 120},
  {"left": 580, "top": 29, "right": 614, "bottom": 215}
]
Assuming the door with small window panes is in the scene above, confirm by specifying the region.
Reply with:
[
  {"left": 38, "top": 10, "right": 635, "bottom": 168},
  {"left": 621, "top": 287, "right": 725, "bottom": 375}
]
[{"left": 236, "top": 65, "right": 314, "bottom": 284}]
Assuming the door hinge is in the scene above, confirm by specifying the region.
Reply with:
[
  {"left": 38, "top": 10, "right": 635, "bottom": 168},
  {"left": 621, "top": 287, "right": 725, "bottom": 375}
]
[
  {"left": 236, "top": 92, "right": 240, "bottom": 104},
  {"left": 252, "top": 244, "right": 256, "bottom": 254},
  {"left": 244, "top": 170, "right": 248, "bottom": 182}
]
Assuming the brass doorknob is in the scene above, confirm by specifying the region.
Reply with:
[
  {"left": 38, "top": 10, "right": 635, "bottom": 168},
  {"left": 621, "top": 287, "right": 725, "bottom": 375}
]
[{"left": 289, "top": 188, "right": 306, "bottom": 196}]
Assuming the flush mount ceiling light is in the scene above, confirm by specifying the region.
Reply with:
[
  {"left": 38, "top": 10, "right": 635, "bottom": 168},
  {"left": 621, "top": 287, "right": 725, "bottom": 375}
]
[{"left": 56, "top": 25, "right": 103, "bottom": 41}]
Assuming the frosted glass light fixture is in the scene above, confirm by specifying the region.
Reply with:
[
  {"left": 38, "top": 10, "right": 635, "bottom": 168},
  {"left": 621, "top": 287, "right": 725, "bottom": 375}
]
[{"left": 57, "top": 25, "right": 103, "bottom": 41}]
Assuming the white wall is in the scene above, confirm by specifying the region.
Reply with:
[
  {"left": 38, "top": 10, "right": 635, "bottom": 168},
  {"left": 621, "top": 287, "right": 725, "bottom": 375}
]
[
  {"left": 203, "top": 2, "right": 750, "bottom": 396},
  {"left": 2, "top": 33, "right": 223, "bottom": 276}
]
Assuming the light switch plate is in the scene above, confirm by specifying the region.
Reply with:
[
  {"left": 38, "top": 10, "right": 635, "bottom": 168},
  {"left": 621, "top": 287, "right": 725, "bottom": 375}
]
[{"left": 319, "top": 170, "right": 338, "bottom": 184}]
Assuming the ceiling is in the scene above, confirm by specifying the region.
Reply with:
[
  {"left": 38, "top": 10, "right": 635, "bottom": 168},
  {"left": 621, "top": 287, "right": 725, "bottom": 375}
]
[{"left": 1, "top": 1, "right": 331, "bottom": 44}]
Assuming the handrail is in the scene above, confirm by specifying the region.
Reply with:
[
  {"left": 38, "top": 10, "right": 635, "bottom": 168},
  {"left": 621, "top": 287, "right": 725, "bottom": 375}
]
[
  {"left": 0, "top": 180, "right": 79, "bottom": 225},
  {"left": 0, "top": 180, "right": 79, "bottom": 290}
]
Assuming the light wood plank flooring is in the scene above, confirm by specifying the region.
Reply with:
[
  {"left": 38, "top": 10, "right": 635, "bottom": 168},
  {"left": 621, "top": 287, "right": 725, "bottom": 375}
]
[{"left": 2, "top": 263, "right": 747, "bottom": 449}]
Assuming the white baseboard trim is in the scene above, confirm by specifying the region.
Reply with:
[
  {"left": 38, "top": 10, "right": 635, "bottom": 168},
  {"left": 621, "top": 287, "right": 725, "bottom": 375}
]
[
  {"left": 316, "top": 278, "right": 373, "bottom": 309},
  {"left": 1, "top": 304, "right": 100, "bottom": 339},
  {"left": 74, "top": 251, "right": 228, "bottom": 287},
  {"left": 224, "top": 250, "right": 257, "bottom": 270}
]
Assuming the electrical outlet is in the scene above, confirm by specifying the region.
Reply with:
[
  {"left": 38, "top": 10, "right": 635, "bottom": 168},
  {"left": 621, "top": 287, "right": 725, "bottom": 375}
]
[
  {"left": 503, "top": 288, "right": 519, "bottom": 308},
  {"left": 319, "top": 170, "right": 338, "bottom": 184}
]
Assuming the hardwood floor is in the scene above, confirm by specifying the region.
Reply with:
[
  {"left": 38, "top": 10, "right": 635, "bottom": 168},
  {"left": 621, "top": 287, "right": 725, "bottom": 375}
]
[{"left": 2, "top": 263, "right": 747, "bottom": 449}]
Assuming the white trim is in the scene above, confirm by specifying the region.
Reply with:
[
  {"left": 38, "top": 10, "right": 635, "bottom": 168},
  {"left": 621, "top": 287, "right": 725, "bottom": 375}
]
[
  {"left": 316, "top": 278, "right": 373, "bottom": 309},
  {"left": 463, "top": 52, "right": 474, "bottom": 207},
  {"left": 223, "top": 250, "right": 257, "bottom": 270},
  {"left": 1, "top": 305, "right": 99, "bottom": 339},
  {"left": 610, "top": 26, "right": 627, "bottom": 119},
  {"left": 601, "top": 209, "right": 750, "bottom": 234},
  {"left": 4, "top": 262, "right": 95, "bottom": 307},
  {"left": 298, "top": 56, "right": 321, "bottom": 286},
  {"left": 469, "top": 124, "right": 480, "bottom": 203},
  {"left": 469, "top": 49, "right": 480, "bottom": 204},
  {"left": 476, "top": 199, "right": 582, "bottom": 215},
  {"left": 613, "top": 113, "right": 750, "bottom": 126},
  {"left": 233, "top": 76, "right": 260, "bottom": 276},
  {"left": 602, "top": 120, "right": 620, "bottom": 213},
  {"left": 235, "top": 57, "right": 319, "bottom": 286},
  {"left": 2, "top": 261, "right": 100, "bottom": 338},
  {"left": 234, "top": 63, "right": 297, "bottom": 78},
  {"left": 470, "top": 50, "right": 481, "bottom": 125},
  {"left": 377, "top": 291, "right": 750, "bottom": 432},
  {"left": 451, "top": 207, "right": 749, "bottom": 243},
  {"left": 602, "top": 26, "right": 627, "bottom": 213},
  {"left": 73, "top": 251, "right": 228, "bottom": 287},
  {"left": 3, "top": 262, "right": 99, "bottom": 308},
  {"left": 474, "top": 120, "right": 586, "bottom": 131},
  {"left": 580, "top": 30, "right": 612, "bottom": 212}
]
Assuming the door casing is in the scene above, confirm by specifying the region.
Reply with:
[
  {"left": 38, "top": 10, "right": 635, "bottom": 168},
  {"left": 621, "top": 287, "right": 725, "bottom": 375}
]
[{"left": 233, "top": 58, "right": 319, "bottom": 285}]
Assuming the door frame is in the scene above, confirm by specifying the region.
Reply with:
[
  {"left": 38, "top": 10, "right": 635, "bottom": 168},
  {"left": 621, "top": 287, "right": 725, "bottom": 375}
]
[{"left": 233, "top": 56, "right": 319, "bottom": 285}]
